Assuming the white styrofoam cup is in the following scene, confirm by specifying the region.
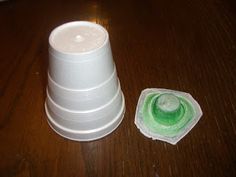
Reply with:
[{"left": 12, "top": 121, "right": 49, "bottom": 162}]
[{"left": 45, "top": 21, "right": 125, "bottom": 141}]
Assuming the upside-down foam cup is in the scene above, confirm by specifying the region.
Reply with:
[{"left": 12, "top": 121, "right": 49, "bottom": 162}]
[{"left": 45, "top": 21, "right": 125, "bottom": 141}]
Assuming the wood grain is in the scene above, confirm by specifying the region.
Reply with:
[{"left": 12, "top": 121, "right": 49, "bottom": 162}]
[{"left": 0, "top": 0, "right": 235, "bottom": 176}]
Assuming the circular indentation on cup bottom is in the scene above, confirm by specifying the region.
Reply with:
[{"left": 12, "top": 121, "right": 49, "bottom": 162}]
[{"left": 74, "top": 35, "right": 84, "bottom": 42}]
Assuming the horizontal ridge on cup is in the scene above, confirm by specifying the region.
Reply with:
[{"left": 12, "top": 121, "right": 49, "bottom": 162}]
[
  {"left": 48, "top": 67, "right": 119, "bottom": 111},
  {"left": 45, "top": 94, "right": 125, "bottom": 141},
  {"left": 45, "top": 90, "right": 124, "bottom": 131},
  {"left": 46, "top": 83, "right": 122, "bottom": 121},
  {"left": 48, "top": 53, "right": 114, "bottom": 90}
]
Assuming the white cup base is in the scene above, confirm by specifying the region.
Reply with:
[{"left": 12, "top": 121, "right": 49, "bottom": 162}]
[{"left": 44, "top": 93, "right": 125, "bottom": 141}]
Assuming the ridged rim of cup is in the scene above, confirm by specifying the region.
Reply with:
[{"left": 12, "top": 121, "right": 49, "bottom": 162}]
[
  {"left": 44, "top": 93, "right": 125, "bottom": 135},
  {"left": 49, "top": 21, "right": 109, "bottom": 56}
]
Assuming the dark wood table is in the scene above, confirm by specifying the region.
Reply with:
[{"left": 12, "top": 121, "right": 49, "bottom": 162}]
[{"left": 0, "top": 0, "right": 235, "bottom": 176}]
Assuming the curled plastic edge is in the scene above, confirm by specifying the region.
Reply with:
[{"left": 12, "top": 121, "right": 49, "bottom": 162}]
[{"left": 134, "top": 88, "right": 203, "bottom": 145}]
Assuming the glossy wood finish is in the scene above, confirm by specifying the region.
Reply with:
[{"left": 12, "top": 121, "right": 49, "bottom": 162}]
[{"left": 0, "top": 0, "right": 235, "bottom": 176}]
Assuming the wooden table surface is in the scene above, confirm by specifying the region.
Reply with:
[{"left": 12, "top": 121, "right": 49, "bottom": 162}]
[{"left": 0, "top": 0, "right": 236, "bottom": 176}]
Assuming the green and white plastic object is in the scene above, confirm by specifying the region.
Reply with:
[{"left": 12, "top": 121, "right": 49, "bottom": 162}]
[{"left": 135, "top": 88, "right": 203, "bottom": 145}]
